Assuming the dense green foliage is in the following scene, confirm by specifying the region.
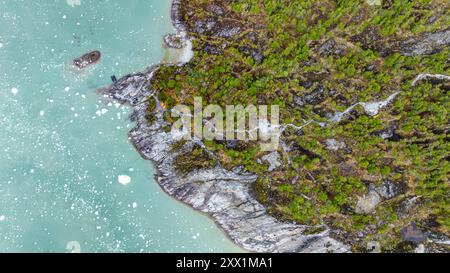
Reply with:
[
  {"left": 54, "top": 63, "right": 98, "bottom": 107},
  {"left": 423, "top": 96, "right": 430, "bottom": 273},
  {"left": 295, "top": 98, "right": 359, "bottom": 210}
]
[{"left": 151, "top": 0, "right": 449, "bottom": 251}]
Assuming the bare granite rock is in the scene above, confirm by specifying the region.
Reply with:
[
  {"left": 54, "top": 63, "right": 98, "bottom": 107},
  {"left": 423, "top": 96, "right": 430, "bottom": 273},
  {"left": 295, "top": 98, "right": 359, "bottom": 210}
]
[
  {"left": 324, "top": 139, "right": 346, "bottom": 151},
  {"left": 355, "top": 190, "right": 381, "bottom": 214},
  {"left": 261, "top": 152, "right": 282, "bottom": 172},
  {"left": 401, "top": 29, "right": 450, "bottom": 56}
]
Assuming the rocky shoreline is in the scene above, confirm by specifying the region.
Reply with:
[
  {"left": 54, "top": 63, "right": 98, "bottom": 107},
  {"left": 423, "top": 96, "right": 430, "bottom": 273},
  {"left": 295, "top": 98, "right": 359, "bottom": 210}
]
[{"left": 96, "top": 0, "right": 350, "bottom": 253}]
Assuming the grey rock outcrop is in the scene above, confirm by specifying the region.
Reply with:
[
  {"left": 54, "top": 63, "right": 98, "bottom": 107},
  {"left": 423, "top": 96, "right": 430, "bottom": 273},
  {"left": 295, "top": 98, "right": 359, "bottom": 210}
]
[
  {"left": 375, "top": 180, "right": 404, "bottom": 200},
  {"left": 355, "top": 190, "right": 381, "bottom": 214},
  {"left": 261, "top": 152, "right": 282, "bottom": 172},
  {"left": 401, "top": 29, "right": 450, "bottom": 56}
]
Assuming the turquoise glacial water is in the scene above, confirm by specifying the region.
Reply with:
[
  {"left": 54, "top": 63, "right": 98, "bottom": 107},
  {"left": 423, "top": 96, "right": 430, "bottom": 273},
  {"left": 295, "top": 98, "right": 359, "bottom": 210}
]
[{"left": 0, "top": 0, "right": 241, "bottom": 252}]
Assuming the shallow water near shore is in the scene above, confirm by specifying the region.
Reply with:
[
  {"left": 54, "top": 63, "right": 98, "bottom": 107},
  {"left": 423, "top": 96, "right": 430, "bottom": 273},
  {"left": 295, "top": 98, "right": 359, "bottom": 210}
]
[{"left": 0, "top": 0, "right": 241, "bottom": 252}]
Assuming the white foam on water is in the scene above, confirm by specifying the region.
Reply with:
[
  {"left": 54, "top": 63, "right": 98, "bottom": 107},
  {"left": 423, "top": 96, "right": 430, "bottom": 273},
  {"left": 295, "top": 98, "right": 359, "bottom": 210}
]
[
  {"left": 67, "top": 0, "right": 81, "bottom": 7},
  {"left": 118, "top": 175, "right": 131, "bottom": 186}
]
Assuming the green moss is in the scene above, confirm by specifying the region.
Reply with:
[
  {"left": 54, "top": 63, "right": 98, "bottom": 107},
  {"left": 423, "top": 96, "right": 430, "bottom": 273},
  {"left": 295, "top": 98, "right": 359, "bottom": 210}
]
[{"left": 174, "top": 146, "right": 216, "bottom": 174}]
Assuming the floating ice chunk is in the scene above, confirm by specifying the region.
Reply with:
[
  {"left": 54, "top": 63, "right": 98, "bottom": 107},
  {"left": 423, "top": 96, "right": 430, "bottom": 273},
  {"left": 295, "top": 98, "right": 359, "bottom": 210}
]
[
  {"left": 67, "top": 0, "right": 81, "bottom": 7},
  {"left": 118, "top": 175, "right": 131, "bottom": 186},
  {"left": 64, "top": 86, "right": 70, "bottom": 92},
  {"left": 0, "top": 42, "right": 3, "bottom": 48},
  {"left": 40, "top": 110, "right": 45, "bottom": 116},
  {"left": 0, "top": 215, "right": 5, "bottom": 221},
  {"left": 132, "top": 202, "right": 138, "bottom": 208},
  {"left": 11, "top": 87, "right": 18, "bottom": 95},
  {"left": 95, "top": 108, "right": 108, "bottom": 116}
]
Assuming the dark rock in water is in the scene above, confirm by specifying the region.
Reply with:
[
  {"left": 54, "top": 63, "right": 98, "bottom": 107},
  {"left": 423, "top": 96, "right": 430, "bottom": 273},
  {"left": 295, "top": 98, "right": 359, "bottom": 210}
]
[
  {"left": 401, "top": 222, "right": 426, "bottom": 243},
  {"left": 73, "top": 50, "right": 101, "bottom": 69},
  {"left": 400, "top": 29, "right": 450, "bottom": 56}
]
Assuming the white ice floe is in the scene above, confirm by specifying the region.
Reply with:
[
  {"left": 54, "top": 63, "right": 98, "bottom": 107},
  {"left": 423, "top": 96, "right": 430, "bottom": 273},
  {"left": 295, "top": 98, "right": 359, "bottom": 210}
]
[
  {"left": 118, "top": 175, "right": 131, "bottom": 186},
  {"left": 132, "top": 202, "right": 138, "bottom": 208},
  {"left": 0, "top": 215, "right": 5, "bottom": 221},
  {"left": 0, "top": 42, "right": 3, "bottom": 49},
  {"left": 39, "top": 110, "right": 45, "bottom": 116},
  {"left": 67, "top": 0, "right": 81, "bottom": 7},
  {"left": 64, "top": 86, "right": 70, "bottom": 92},
  {"left": 11, "top": 87, "right": 18, "bottom": 95},
  {"left": 95, "top": 108, "right": 108, "bottom": 116}
]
